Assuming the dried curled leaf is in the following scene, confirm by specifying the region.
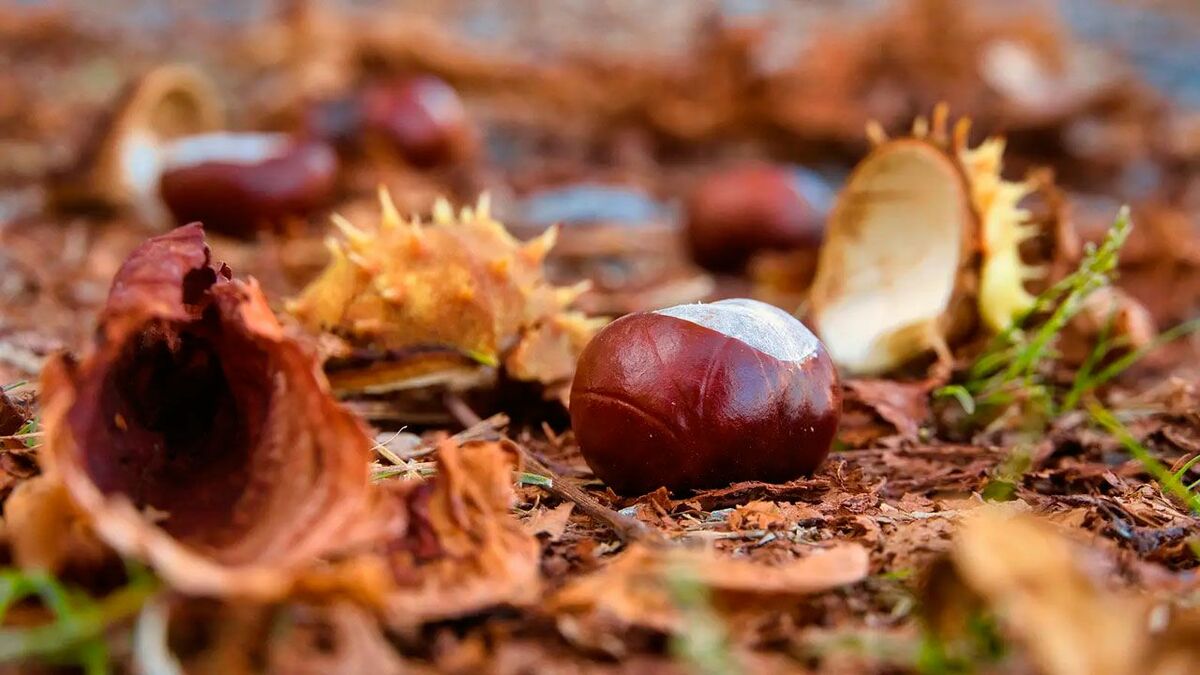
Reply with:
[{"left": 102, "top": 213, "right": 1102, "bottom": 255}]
[
  {"left": 371, "top": 438, "right": 542, "bottom": 628},
  {"left": 0, "top": 388, "right": 31, "bottom": 437},
  {"left": 810, "top": 107, "right": 1069, "bottom": 374},
  {"left": 288, "top": 190, "right": 604, "bottom": 395},
  {"left": 39, "top": 224, "right": 373, "bottom": 597},
  {"left": 548, "top": 542, "right": 868, "bottom": 651},
  {"left": 925, "top": 507, "right": 1200, "bottom": 675},
  {"left": 143, "top": 598, "right": 410, "bottom": 675},
  {"left": 843, "top": 378, "right": 935, "bottom": 441},
  {"left": 4, "top": 475, "right": 112, "bottom": 577}
]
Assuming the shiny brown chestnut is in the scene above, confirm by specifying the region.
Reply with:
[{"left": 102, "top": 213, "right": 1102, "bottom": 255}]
[
  {"left": 360, "top": 76, "right": 470, "bottom": 168},
  {"left": 159, "top": 132, "right": 337, "bottom": 236},
  {"left": 684, "top": 163, "right": 832, "bottom": 272},
  {"left": 569, "top": 298, "right": 841, "bottom": 496}
]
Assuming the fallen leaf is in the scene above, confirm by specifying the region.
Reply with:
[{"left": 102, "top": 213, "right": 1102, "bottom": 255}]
[
  {"left": 373, "top": 439, "right": 543, "bottom": 628},
  {"left": 39, "top": 224, "right": 374, "bottom": 597},
  {"left": 524, "top": 502, "right": 575, "bottom": 541},
  {"left": 265, "top": 602, "right": 410, "bottom": 675},
  {"left": 925, "top": 507, "right": 1200, "bottom": 675},
  {"left": 548, "top": 542, "right": 868, "bottom": 651},
  {"left": 4, "top": 475, "right": 112, "bottom": 577},
  {"left": 843, "top": 379, "right": 935, "bottom": 440},
  {"left": 727, "top": 500, "right": 787, "bottom": 531},
  {"left": 0, "top": 388, "right": 30, "bottom": 437}
]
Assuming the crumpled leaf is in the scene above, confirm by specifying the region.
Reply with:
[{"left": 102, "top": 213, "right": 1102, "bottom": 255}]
[
  {"left": 925, "top": 507, "right": 1200, "bottom": 675},
  {"left": 265, "top": 602, "right": 410, "bottom": 675},
  {"left": 4, "top": 475, "right": 112, "bottom": 578},
  {"left": 145, "top": 598, "right": 412, "bottom": 675},
  {"left": 843, "top": 379, "right": 935, "bottom": 440},
  {"left": 39, "top": 224, "right": 373, "bottom": 597},
  {"left": 288, "top": 190, "right": 604, "bottom": 395},
  {"left": 548, "top": 542, "right": 868, "bottom": 651},
  {"left": 523, "top": 502, "right": 575, "bottom": 541},
  {"left": 0, "top": 388, "right": 30, "bottom": 437},
  {"left": 1059, "top": 285, "right": 1156, "bottom": 365},
  {"left": 371, "top": 438, "right": 542, "bottom": 628}
]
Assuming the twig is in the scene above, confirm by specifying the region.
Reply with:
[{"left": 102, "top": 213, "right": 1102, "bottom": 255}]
[
  {"left": 442, "top": 394, "right": 663, "bottom": 545},
  {"left": 510, "top": 440, "right": 664, "bottom": 546}
]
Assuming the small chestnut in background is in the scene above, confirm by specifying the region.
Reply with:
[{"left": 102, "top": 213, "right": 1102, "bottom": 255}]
[
  {"left": 159, "top": 132, "right": 337, "bottom": 236},
  {"left": 570, "top": 298, "right": 841, "bottom": 495},
  {"left": 360, "top": 76, "right": 470, "bottom": 168},
  {"left": 684, "top": 163, "right": 833, "bottom": 272}
]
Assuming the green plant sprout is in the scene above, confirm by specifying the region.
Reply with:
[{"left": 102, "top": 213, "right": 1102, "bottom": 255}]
[
  {"left": 0, "top": 564, "right": 159, "bottom": 675},
  {"left": 939, "top": 207, "right": 1200, "bottom": 422},
  {"left": 665, "top": 560, "right": 740, "bottom": 675},
  {"left": 938, "top": 207, "right": 1133, "bottom": 421},
  {"left": 1089, "top": 403, "right": 1200, "bottom": 516},
  {"left": 916, "top": 611, "right": 1007, "bottom": 675},
  {"left": 935, "top": 207, "right": 1200, "bottom": 504}
]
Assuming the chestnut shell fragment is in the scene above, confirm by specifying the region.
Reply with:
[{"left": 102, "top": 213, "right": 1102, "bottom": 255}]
[
  {"left": 40, "top": 224, "right": 372, "bottom": 596},
  {"left": 159, "top": 134, "right": 338, "bottom": 236},
  {"left": 570, "top": 298, "right": 841, "bottom": 495}
]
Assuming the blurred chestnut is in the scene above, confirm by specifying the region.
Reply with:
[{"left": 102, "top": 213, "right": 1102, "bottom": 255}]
[
  {"left": 569, "top": 298, "right": 841, "bottom": 495},
  {"left": 684, "top": 163, "right": 833, "bottom": 272},
  {"left": 360, "top": 76, "right": 470, "bottom": 168},
  {"left": 159, "top": 133, "right": 337, "bottom": 236}
]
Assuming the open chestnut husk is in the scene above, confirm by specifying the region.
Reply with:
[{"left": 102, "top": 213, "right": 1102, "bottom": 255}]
[
  {"left": 569, "top": 298, "right": 840, "bottom": 496},
  {"left": 684, "top": 163, "right": 833, "bottom": 273},
  {"left": 809, "top": 107, "right": 1073, "bottom": 375},
  {"left": 48, "top": 64, "right": 224, "bottom": 217},
  {"left": 39, "top": 224, "right": 372, "bottom": 596},
  {"left": 159, "top": 132, "right": 338, "bottom": 236}
]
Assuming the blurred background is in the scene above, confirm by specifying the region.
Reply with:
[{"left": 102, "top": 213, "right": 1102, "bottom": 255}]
[{"left": 2, "top": 0, "right": 1200, "bottom": 377}]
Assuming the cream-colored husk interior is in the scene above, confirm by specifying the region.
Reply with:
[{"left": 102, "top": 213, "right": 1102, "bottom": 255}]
[{"left": 813, "top": 144, "right": 966, "bottom": 375}]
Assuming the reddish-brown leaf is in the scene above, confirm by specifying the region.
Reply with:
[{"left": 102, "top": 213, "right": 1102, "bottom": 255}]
[{"left": 39, "top": 224, "right": 374, "bottom": 597}]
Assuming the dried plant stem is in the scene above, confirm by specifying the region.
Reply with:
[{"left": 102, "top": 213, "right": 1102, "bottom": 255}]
[
  {"left": 443, "top": 394, "right": 663, "bottom": 546},
  {"left": 513, "top": 444, "right": 665, "bottom": 546}
]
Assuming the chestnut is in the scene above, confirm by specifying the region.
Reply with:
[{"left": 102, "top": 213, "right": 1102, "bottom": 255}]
[
  {"left": 159, "top": 132, "right": 337, "bottom": 236},
  {"left": 569, "top": 298, "right": 841, "bottom": 495},
  {"left": 684, "top": 163, "right": 833, "bottom": 272},
  {"left": 360, "top": 76, "right": 470, "bottom": 167}
]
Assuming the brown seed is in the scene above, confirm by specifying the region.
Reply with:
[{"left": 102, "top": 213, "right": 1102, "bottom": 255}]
[
  {"left": 570, "top": 298, "right": 841, "bottom": 495},
  {"left": 360, "top": 76, "right": 470, "bottom": 168},
  {"left": 159, "top": 132, "right": 337, "bottom": 236},
  {"left": 685, "top": 163, "right": 830, "bottom": 272}
]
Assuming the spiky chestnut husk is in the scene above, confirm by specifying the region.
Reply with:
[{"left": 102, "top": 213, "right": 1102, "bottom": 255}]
[
  {"left": 809, "top": 105, "right": 1055, "bottom": 375},
  {"left": 288, "top": 189, "right": 605, "bottom": 395}
]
